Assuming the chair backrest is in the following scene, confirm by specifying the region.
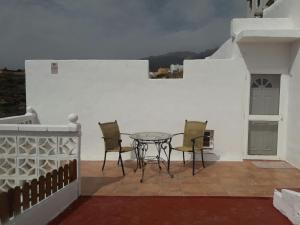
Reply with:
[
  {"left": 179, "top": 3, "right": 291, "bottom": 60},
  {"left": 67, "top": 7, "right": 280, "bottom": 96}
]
[
  {"left": 99, "top": 120, "right": 121, "bottom": 151},
  {"left": 183, "top": 120, "right": 207, "bottom": 149}
]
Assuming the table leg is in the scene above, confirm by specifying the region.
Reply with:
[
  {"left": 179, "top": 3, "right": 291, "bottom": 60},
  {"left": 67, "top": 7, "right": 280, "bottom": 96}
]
[
  {"left": 134, "top": 141, "right": 141, "bottom": 172},
  {"left": 155, "top": 143, "right": 162, "bottom": 171},
  {"left": 168, "top": 142, "right": 172, "bottom": 172},
  {"left": 140, "top": 143, "right": 148, "bottom": 183},
  {"left": 139, "top": 143, "right": 148, "bottom": 183},
  {"left": 157, "top": 140, "right": 174, "bottom": 179}
]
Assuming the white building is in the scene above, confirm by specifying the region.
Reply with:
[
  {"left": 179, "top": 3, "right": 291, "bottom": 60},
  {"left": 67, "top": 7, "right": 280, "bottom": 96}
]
[
  {"left": 170, "top": 64, "right": 183, "bottom": 73},
  {"left": 1, "top": 0, "right": 300, "bottom": 224},
  {"left": 20, "top": 0, "right": 300, "bottom": 168},
  {"left": 247, "top": 0, "right": 276, "bottom": 17}
]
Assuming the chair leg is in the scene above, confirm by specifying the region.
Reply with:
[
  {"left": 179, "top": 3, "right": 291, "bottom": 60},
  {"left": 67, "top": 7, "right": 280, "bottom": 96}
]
[
  {"left": 168, "top": 146, "right": 172, "bottom": 172},
  {"left": 102, "top": 151, "right": 107, "bottom": 171},
  {"left": 183, "top": 152, "right": 185, "bottom": 165},
  {"left": 192, "top": 151, "right": 195, "bottom": 176},
  {"left": 117, "top": 157, "right": 120, "bottom": 166},
  {"left": 119, "top": 153, "right": 125, "bottom": 176},
  {"left": 201, "top": 150, "right": 205, "bottom": 168}
]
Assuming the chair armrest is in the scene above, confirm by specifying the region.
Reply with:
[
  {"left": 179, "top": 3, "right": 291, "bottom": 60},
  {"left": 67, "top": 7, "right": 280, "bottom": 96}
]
[
  {"left": 102, "top": 137, "right": 112, "bottom": 140},
  {"left": 172, "top": 133, "right": 184, "bottom": 137},
  {"left": 102, "top": 137, "right": 122, "bottom": 143},
  {"left": 191, "top": 135, "right": 204, "bottom": 142}
]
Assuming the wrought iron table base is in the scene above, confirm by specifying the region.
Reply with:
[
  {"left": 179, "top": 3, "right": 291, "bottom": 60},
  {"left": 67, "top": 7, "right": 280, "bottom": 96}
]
[{"left": 134, "top": 139, "right": 173, "bottom": 183}]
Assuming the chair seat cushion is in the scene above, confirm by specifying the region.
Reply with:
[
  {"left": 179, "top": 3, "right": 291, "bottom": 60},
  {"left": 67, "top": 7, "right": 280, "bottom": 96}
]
[
  {"left": 174, "top": 146, "right": 203, "bottom": 152},
  {"left": 108, "top": 146, "right": 134, "bottom": 152}
]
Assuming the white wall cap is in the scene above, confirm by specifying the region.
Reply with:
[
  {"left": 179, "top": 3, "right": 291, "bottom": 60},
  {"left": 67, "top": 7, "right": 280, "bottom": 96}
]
[
  {"left": 68, "top": 124, "right": 80, "bottom": 132},
  {"left": 18, "top": 125, "right": 48, "bottom": 131},
  {"left": 231, "top": 18, "right": 294, "bottom": 37},
  {"left": 68, "top": 113, "right": 79, "bottom": 124},
  {"left": 46, "top": 125, "right": 71, "bottom": 132},
  {"left": 26, "top": 106, "right": 35, "bottom": 114},
  {"left": 0, "top": 124, "right": 19, "bottom": 131},
  {"left": 235, "top": 29, "right": 300, "bottom": 43},
  {"left": 281, "top": 189, "right": 300, "bottom": 197}
]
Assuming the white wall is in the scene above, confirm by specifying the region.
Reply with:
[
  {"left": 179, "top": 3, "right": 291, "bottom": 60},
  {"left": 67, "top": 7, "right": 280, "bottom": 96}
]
[
  {"left": 210, "top": 39, "right": 233, "bottom": 59},
  {"left": 286, "top": 41, "right": 300, "bottom": 167},
  {"left": 26, "top": 59, "right": 248, "bottom": 161},
  {"left": 231, "top": 18, "right": 293, "bottom": 38},
  {"left": 183, "top": 58, "right": 248, "bottom": 161},
  {"left": 237, "top": 42, "right": 291, "bottom": 160},
  {"left": 264, "top": 0, "right": 300, "bottom": 27},
  {"left": 238, "top": 42, "right": 292, "bottom": 74}
]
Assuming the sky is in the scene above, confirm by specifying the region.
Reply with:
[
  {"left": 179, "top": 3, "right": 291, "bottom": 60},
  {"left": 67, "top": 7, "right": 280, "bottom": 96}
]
[{"left": 0, "top": 0, "right": 245, "bottom": 69}]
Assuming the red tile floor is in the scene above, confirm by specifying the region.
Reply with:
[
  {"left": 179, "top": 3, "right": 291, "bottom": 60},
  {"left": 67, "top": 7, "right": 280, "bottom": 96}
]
[{"left": 49, "top": 196, "right": 292, "bottom": 225}]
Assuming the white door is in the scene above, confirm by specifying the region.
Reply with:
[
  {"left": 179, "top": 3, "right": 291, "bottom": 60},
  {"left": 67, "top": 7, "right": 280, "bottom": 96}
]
[{"left": 248, "top": 74, "right": 281, "bottom": 156}]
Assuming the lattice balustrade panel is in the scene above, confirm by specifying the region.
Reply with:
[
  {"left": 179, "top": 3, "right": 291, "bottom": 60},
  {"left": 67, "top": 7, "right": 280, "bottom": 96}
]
[
  {"left": 37, "top": 137, "right": 57, "bottom": 156},
  {"left": 58, "top": 159, "right": 75, "bottom": 168},
  {"left": 58, "top": 137, "right": 79, "bottom": 156},
  {"left": 0, "top": 179, "right": 17, "bottom": 192},
  {"left": 0, "top": 158, "right": 16, "bottom": 176},
  {"left": 39, "top": 159, "right": 57, "bottom": 176},
  {"left": 0, "top": 134, "right": 79, "bottom": 192},
  {"left": 0, "top": 136, "right": 17, "bottom": 155},
  {"left": 17, "top": 158, "right": 37, "bottom": 177},
  {"left": 18, "top": 137, "right": 37, "bottom": 156}
]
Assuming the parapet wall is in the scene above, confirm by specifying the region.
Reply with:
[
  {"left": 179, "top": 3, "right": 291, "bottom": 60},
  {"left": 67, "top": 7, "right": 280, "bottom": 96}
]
[{"left": 25, "top": 59, "right": 248, "bottom": 161}]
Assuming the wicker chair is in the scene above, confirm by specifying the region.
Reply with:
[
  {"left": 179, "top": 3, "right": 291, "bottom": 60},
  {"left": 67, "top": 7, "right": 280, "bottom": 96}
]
[
  {"left": 170, "top": 120, "right": 207, "bottom": 176},
  {"left": 98, "top": 120, "right": 136, "bottom": 176}
]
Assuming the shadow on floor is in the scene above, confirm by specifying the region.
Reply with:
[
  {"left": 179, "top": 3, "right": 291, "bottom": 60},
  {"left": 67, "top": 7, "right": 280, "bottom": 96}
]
[
  {"left": 168, "top": 160, "right": 217, "bottom": 175},
  {"left": 80, "top": 176, "right": 123, "bottom": 195}
]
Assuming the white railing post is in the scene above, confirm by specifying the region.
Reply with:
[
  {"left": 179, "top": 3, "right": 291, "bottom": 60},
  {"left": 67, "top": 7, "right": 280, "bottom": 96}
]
[
  {"left": 25, "top": 106, "right": 39, "bottom": 124},
  {"left": 0, "top": 106, "right": 39, "bottom": 124},
  {"left": 67, "top": 113, "right": 81, "bottom": 196}
]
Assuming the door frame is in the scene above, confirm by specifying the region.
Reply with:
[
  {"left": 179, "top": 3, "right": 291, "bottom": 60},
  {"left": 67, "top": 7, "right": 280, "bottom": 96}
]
[{"left": 243, "top": 73, "right": 288, "bottom": 160}]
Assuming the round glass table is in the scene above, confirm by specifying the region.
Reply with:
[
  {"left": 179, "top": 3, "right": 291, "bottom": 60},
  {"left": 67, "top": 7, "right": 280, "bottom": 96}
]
[{"left": 130, "top": 132, "right": 174, "bottom": 183}]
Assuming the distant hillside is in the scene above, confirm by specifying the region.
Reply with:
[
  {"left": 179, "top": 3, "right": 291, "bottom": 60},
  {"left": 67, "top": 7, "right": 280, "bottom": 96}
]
[
  {"left": 0, "top": 72, "right": 26, "bottom": 118},
  {"left": 143, "top": 48, "right": 218, "bottom": 72}
]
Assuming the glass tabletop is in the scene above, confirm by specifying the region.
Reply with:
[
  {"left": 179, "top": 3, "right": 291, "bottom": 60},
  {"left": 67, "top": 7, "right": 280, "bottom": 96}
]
[{"left": 129, "top": 132, "right": 172, "bottom": 142}]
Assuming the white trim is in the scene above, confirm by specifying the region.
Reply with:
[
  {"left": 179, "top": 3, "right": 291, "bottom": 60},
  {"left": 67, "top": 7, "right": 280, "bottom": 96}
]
[
  {"left": 277, "top": 74, "right": 289, "bottom": 160},
  {"left": 248, "top": 115, "right": 281, "bottom": 121},
  {"left": 243, "top": 73, "right": 288, "bottom": 160},
  {"left": 244, "top": 155, "right": 280, "bottom": 160},
  {"left": 242, "top": 71, "right": 251, "bottom": 159}
]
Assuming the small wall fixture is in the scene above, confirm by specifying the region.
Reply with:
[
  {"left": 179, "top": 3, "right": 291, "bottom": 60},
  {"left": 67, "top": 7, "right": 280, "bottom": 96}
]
[{"left": 51, "top": 62, "right": 58, "bottom": 74}]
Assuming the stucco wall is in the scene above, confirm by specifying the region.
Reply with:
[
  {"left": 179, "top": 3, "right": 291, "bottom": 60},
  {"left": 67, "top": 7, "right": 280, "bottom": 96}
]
[
  {"left": 264, "top": 0, "right": 300, "bottom": 27},
  {"left": 25, "top": 59, "right": 247, "bottom": 161},
  {"left": 238, "top": 42, "right": 292, "bottom": 74},
  {"left": 286, "top": 41, "right": 300, "bottom": 167},
  {"left": 231, "top": 18, "right": 293, "bottom": 38},
  {"left": 210, "top": 39, "right": 233, "bottom": 59}
]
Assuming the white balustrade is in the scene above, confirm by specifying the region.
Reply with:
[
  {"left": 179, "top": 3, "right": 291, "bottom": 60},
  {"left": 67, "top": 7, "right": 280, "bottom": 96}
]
[
  {"left": 0, "top": 107, "right": 81, "bottom": 192},
  {"left": 0, "top": 106, "right": 39, "bottom": 125}
]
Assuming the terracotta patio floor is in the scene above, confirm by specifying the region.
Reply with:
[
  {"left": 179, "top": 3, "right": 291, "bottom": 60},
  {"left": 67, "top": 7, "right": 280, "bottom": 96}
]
[{"left": 80, "top": 160, "right": 300, "bottom": 197}]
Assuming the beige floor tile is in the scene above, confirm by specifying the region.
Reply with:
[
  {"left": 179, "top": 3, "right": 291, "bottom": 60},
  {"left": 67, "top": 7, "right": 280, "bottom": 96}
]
[{"left": 80, "top": 160, "right": 300, "bottom": 197}]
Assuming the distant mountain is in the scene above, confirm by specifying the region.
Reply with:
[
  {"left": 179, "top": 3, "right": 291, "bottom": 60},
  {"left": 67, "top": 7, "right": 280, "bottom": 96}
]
[{"left": 143, "top": 48, "right": 218, "bottom": 72}]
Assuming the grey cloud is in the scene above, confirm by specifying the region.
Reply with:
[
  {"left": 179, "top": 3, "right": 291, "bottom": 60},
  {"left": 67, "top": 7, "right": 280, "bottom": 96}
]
[{"left": 0, "top": 0, "right": 245, "bottom": 68}]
